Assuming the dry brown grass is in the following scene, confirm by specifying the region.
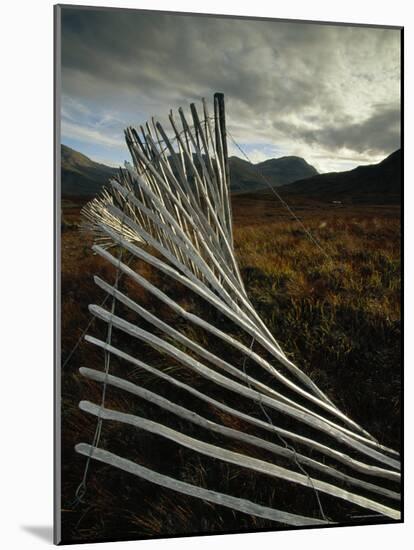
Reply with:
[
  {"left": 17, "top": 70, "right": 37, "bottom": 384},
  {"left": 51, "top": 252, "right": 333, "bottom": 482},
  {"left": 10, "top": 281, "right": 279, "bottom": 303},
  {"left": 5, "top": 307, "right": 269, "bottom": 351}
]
[{"left": 59, "top": 197, "right": 401, "bottom": 543}]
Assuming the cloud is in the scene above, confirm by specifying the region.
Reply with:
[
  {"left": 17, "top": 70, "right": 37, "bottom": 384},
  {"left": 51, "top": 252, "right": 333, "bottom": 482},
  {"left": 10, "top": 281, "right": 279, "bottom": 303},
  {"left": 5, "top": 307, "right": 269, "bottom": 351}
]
[
  {"left": 60, "top": 7, "right": 401, "bottom": 172},
  {"left": 300, "top": 105, "right": 400, "bottom": 155},
  {"left": 61, "top": 119, "right": 122, "bottom": 148}
]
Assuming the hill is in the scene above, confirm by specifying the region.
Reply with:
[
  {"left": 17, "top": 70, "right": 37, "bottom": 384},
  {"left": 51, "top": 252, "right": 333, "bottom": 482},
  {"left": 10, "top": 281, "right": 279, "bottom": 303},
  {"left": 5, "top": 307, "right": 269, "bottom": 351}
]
[
  {"left": 61, "top": 144, "right": 118, "bottom": 196},
  {"left": 230, "top": 155, "right": 318, "bottom": 193},
  {"left": 278, "top": 149, "right": 401, "bottom": 203},
  {"left": 61, "top": 144, "right": 401, "bottom": 204},
  {"left": 61, "top": 144, "right": 318, "bottom": 197}
]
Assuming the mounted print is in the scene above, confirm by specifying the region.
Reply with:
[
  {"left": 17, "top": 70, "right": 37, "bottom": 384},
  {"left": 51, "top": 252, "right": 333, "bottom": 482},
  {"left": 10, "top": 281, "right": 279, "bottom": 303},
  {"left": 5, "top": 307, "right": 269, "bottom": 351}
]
[{"left": 54, "top": 4, "right": 403, "bottom": 545}]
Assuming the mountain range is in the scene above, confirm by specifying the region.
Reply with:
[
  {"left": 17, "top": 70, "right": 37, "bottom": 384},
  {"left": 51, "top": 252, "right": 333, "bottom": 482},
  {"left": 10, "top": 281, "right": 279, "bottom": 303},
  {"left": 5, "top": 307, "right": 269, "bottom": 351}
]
[
  {"left": 60, "top": 144, "right": 401, "bottom": 203},
  {"left": 278, "top": 149, "right": 401, "bottom": 203},
  {"left": 61, "top": 144, "right": 318, "bottom": 197}
]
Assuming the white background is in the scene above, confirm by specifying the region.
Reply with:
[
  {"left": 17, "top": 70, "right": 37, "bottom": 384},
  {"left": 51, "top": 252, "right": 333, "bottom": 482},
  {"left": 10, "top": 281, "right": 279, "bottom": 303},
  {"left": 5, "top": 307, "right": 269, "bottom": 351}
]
[{"left": 0, "top": 0, "right": 411, "bottom": 547}]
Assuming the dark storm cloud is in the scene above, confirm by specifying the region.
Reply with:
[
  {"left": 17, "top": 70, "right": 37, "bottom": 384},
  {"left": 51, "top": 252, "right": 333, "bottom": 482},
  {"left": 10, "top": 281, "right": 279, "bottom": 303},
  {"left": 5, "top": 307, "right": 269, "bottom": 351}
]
[
  {"left": 61, "top": 10, "right": 346, "bottom": 111},
  {"left": 299, "top": 105, "right": 400, "bottom": 154},
  {"left": 60, "top": 6, "right": 401, "bottom": 170}
]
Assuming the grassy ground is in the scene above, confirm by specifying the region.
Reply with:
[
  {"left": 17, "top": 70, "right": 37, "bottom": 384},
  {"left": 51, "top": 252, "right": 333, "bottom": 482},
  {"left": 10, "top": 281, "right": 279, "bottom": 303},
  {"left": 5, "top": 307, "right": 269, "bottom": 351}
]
[{"left": 59, "top": 196, "right": 401, "bottom": 543}]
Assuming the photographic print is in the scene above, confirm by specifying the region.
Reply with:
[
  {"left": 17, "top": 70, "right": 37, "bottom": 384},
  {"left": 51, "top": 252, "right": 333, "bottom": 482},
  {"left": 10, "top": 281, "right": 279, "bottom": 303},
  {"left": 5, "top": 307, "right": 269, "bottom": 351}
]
[{"left": 54, "top": 4, "right": 402, "bottom": 545}]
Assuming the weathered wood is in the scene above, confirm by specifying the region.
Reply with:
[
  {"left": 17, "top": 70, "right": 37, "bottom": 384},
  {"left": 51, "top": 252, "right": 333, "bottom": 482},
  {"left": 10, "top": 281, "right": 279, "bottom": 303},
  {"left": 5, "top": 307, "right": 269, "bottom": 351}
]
[
  {"left": 75, "top": 443, "right": 328, "bottom": 526},
  {"left": 80, "top": 367, "right": 400, "bottom": 501},
  {"left": 79, "top": 94, "right": 400, "bottom": 523},
  {"left": 84, "top": 335, "right": 399, "bottom": 482},
  {"left": 78, "top": 402, "right": 400, "bottom": 520},
  {"left": 93, "top": 275, "right": 319, "bottom": 415},
  {"left": 90, "top": 236, "right": 397, "bottom": 457},
  {"left": 92, "top": 233, "right": 372, "bottom": 446},
  {"left": 89, "top": 303, "right": 400, "bottom": 471}
]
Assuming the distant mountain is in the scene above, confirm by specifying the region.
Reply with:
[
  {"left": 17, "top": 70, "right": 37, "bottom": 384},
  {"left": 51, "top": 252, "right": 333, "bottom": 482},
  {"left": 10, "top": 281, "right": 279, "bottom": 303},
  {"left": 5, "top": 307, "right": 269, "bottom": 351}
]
[
  {"left": 229, "top": 155, "right": 318, "bottom": 193},
  {"left": 61, "top": 144, "right": 118, "bottom": 197},
  {"left": 61, "top": 144, "right": 402, "bottom": 204},
  {"left": 278, "top": 149, "right": 401, "bottom": 203},
  {"left": 61, "top": 144, "right": 319, "bottom": 197}
]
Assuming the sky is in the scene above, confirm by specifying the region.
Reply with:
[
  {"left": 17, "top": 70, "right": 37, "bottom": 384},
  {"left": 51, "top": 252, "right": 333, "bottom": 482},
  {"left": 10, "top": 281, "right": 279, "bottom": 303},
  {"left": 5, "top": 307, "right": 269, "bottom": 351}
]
[{"left": 59, "top": 6, "right": 401, "bottom": 173}]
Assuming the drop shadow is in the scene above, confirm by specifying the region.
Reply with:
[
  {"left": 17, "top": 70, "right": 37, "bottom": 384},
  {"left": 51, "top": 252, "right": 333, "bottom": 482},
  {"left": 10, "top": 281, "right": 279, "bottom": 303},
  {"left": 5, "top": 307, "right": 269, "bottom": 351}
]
[{"left": 21, "top": 525, "right": 54, "bottom": 543}]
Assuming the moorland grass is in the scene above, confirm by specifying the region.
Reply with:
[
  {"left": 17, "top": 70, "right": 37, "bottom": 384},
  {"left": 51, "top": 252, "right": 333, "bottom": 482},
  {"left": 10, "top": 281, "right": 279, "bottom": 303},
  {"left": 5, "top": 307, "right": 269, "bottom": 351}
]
[{"left": 59, "top": 202, "right": 401, "bottom": 542}]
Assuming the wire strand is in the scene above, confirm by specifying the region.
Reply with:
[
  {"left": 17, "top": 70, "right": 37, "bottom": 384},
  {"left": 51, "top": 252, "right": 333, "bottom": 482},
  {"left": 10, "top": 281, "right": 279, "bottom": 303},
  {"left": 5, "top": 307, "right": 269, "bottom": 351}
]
[
  {"left": 226, "top": 130, "right": 334, "bottom": 264},
  {"left": 72, "top": 203, "right": 129, "bottom": 508},
  {"left": 241, "top": 336, "right": 329, "bottom": 523}
]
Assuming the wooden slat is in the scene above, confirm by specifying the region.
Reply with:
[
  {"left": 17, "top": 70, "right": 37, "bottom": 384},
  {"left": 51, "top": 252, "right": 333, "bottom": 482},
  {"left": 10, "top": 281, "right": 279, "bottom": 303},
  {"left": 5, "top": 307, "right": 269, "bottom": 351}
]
[
  {"left": 85, "top": 335, "right": 399, "bottom": 482},
  {"left": 75, "top": 443, "right": 328, "bottom": 527},
  {"left": 80, "top": 367, "right": 400, "bottom": 501},
  {"left": 89, "top": 303, "right": 400, "bottom": 471},
  {"left": 78, "top": 402, "right": 400, "bottom": 520}
]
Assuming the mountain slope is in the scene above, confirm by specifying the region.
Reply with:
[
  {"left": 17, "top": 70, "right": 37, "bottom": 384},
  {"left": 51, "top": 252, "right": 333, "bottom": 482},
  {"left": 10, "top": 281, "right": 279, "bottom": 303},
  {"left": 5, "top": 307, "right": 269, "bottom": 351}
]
[
  {"left": 278, "top": 150, "right": 401, "bottom": 203},
  {"left": 230, "top": 155, "right": 318, "bottom": 193},
  {"left": 61, "top": 144, "right": 319, "bottom": 198},
  {"left": 61, "top": 144, "right": 118, "bottom": 197}
]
